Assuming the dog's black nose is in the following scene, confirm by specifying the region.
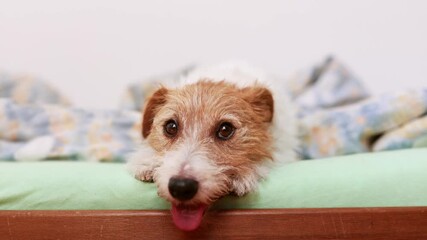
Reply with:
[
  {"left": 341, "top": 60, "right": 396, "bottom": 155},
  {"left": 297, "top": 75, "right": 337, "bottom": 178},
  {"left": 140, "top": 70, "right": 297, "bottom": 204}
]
[{"left": 168, "top": 177, "right": 199, "bottom": 201}]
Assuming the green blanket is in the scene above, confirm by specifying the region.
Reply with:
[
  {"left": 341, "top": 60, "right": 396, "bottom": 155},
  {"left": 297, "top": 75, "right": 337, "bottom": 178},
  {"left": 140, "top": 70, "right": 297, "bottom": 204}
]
[{"left": 1, "top": 149, "right": 426, "bottom": 210}]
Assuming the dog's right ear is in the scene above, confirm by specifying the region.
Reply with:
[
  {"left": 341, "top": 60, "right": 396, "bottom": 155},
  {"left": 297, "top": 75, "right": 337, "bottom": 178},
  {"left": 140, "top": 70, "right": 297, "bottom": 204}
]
[
  {"left": 241, "top": 86, "right": 274, "bottom": 123},
  {"left": 142, "top": 87, "right": 168, "bottom": 138}
]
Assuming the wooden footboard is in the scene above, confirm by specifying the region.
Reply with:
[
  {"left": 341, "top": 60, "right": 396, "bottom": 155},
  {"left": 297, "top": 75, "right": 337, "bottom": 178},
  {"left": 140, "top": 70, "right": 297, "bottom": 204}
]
[{"left": 1, "top": 207, "right": 426, "bottom": 239}]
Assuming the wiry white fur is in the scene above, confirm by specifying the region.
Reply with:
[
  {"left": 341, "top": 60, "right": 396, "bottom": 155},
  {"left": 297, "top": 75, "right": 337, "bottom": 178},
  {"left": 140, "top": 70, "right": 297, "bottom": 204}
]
[
  {"left": 128, "top": 137, "right": 231, "bottom": 204},
  {"left": 127, "top": 62, "right": 299, "bottom": 204},
  {"left": 154, "top": 139, "right": 230, "bottom": 205}
]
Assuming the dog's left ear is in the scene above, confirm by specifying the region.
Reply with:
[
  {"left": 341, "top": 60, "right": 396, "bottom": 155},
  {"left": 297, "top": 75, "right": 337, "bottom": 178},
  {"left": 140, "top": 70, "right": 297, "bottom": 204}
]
[{"left": 241, "top": 86, "right": 274, "bottom": 122}]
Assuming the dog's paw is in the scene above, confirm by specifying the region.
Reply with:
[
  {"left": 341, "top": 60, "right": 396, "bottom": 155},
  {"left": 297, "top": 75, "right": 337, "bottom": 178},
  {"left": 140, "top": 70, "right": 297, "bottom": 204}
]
[
  {"left": 126, "top": 147, "right": 159, "bottom": 182},
  {"left": 230, "top": 165, "right": 270, "bottom": 196},
  {"left": 230, "top": 177, "right": 258, "bottom": 197},
  {"left": 134, "top": 166, "right": 155, "bottom": 182},
  {"left": 126, "top": 159, "right": 157, "bottom": 182}
]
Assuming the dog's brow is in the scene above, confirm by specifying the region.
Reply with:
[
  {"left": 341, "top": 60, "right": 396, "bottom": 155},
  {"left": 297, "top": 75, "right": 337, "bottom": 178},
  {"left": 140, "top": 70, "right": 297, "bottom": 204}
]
[
  {"left": 219, "top": 114, "right": 241, "bottom": 126},
  {"left": 222, "top": 114, "right": 238, "bottom": 121}
]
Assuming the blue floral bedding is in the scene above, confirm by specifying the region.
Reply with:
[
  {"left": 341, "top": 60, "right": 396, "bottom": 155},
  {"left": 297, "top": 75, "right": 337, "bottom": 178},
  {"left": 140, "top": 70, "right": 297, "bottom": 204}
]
[{"left": 0, "top": 57, "right": 426, "bottom": 161}]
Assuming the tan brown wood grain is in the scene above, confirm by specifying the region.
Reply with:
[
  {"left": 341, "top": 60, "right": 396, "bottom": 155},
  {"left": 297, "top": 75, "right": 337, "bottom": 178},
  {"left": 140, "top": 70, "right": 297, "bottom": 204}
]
[{"left": 1, "top": 207, "right": 426, "bottom": 240}]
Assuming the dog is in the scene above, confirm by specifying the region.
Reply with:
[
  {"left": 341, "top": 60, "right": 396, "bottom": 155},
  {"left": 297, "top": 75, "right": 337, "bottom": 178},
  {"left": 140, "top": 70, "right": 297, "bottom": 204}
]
[{"left": 127, "top": 63, "right": 298, "bottom": 231}]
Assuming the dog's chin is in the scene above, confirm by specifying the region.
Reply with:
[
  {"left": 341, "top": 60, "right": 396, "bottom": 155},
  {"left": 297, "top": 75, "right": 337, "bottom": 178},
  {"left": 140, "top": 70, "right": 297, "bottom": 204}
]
[{"left": 171, "top": 203, "right": 209, "bottom": 231}]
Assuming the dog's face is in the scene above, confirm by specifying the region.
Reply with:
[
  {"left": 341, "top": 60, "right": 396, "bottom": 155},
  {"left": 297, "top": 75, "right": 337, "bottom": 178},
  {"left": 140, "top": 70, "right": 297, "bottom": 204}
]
[{"left": 141, "top": 80, "right": 274, "bottom": 230}]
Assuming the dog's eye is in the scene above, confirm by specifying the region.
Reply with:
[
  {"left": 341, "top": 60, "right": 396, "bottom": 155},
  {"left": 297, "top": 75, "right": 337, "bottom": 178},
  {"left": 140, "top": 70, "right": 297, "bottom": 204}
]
[
  {"left": 216, "top": 122, "right": 235, "bottom": 140},
  {"left": 164, "top": 120, "right": 178, "bottom": 137}
]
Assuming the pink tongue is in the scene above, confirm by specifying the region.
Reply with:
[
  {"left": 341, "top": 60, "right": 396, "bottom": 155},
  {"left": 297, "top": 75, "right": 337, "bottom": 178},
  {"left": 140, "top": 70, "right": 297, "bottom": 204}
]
[{"left": 171, "top": 204, "right": 207, "bottom": 231}]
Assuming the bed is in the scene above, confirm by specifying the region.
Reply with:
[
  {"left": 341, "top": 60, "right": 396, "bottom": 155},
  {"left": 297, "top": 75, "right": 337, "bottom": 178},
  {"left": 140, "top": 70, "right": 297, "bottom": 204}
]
[{"left": 1, "top": 148, "right": 426, "bottom": 239}]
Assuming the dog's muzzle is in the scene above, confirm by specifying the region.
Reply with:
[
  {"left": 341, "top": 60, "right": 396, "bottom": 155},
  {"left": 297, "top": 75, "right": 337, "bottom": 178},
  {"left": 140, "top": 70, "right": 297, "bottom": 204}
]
[{"left": 168, "top": 177, "right": 199, "bottom": 201}]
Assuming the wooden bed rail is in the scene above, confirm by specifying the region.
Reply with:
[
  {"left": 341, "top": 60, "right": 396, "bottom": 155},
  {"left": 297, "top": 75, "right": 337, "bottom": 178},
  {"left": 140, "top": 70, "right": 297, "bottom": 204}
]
[{"left": 1, "top": 207, "right": 426, "bottom": 239}]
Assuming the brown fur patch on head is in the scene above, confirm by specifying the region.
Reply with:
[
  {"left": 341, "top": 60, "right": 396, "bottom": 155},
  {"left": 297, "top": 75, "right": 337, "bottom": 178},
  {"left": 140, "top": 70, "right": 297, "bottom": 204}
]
[
  {"left": 145, "top": 80, "right": 275, "bottom": 181},
  {"left": 142, "top": 87, "right": 168, "bottom": 138}
]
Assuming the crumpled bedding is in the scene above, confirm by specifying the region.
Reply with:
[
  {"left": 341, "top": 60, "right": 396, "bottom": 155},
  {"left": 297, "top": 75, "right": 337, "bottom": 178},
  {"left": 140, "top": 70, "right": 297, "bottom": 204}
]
[{"left": 0, "top": 57, "right": 426, "bottom": 162}]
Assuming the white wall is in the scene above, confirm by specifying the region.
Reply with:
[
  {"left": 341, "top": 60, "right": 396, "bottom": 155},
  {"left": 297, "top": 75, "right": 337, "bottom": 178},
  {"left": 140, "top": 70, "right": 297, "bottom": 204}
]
[{"left": 1, "top": 0, "right": 426, "bottom": 108}]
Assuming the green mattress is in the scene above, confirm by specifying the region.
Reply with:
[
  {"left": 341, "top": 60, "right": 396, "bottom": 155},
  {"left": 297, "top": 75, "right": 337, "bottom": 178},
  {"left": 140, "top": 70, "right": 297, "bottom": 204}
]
[{"left": 1, "top": 149, "right": 426, "bottom": 210}]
